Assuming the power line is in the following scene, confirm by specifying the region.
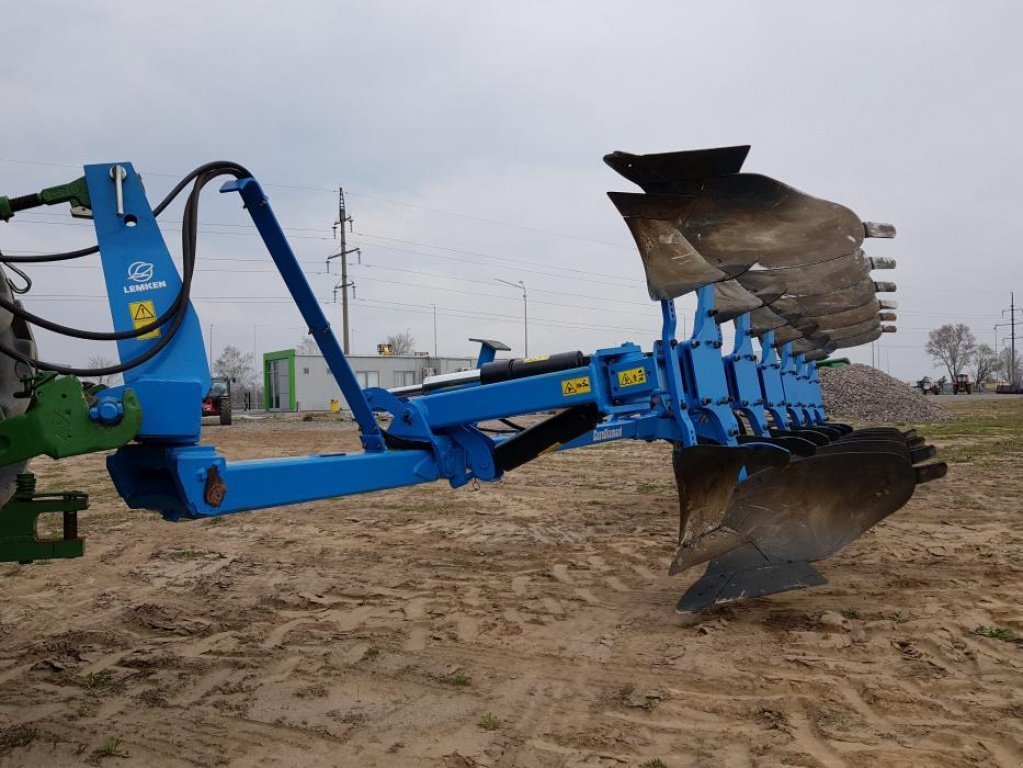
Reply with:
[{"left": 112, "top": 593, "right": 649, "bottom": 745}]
[
  {"left": 0, "top": 155, "right": 630, "bottom": 248},
  {"left": 4, "top": 215, "right": 645, "bottom": 288},
  {"left": 23, "top": 293, "right": 656, "bottom": 335},
  {"left": 354, "top": 261, "right": 652, "bottom": 307},
  {"left": 352, "top": 274, "right": 655, "bottom": 317},
  {"left": 344, "top": 190, "right": 630, "bottom": 249},
  {"left": 352, "top": 230, "right": 641, "bottom": 284}
]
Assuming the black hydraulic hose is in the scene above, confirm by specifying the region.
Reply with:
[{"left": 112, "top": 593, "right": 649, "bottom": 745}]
[
  {"left": 0, "top": 244, "right": 98, "bottom": 264},
  {"left": 2, "top": 261, "right": 31, "bottom": 293},
  {"left": 0, "top": 160, "right": 249, "bottom": 264},
  {"left": 0, "top": 162, "right": 252, "bottom": 376},
  {"left": 0, "top": 162, "right": 250, "bottom": 341}
]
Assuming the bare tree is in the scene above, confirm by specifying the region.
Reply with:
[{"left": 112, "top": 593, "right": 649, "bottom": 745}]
[
  {"left": 386, "top": 331, "right": 416, "bottom": 356},
  {"left": 213, "top": 345, "right": 255, "bottom": 402},
  {"left": 973, "top": 343, "right": 1000, "bottom": 386},
  {"left": 296, "top": 336, "right": 319, "bottom": 355},
  {"left": 86, "top": 355, "right": 121, "bottom": 387},
  {"left": 999, "top": 346, "right": 1022, "bottom": 386},
  {"left": 926, "top": 324, "right": 976, "bottom": 381}
]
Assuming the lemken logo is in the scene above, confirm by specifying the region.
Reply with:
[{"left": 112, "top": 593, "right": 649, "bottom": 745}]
[
  {"left": 127, "top": 261, "right": 154, "bottom": 282},
  {"left": 124, "top": 261, "right": 168, "bottom": 294}
]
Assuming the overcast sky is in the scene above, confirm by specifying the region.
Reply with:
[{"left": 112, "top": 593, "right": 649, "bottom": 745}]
[{"left": 2, "top": 1, "right": 1020, "bottom": 383}]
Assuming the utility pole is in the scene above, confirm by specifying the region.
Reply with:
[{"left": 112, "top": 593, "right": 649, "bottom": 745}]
[
  {"left": 432, "top": 303, "right": 438, "bottom": 357},
  {"left": 327, "top": 188, "right": 360, "bottom": 354},
  {"left": 1003, "top": 292, "right": 1021, "bottom": 387},
  {"left": 209, "top": 323, "right": 214, "bottom": 370},
  {"left": 495, "top": 278, "right": 528, "bottom": 356}
]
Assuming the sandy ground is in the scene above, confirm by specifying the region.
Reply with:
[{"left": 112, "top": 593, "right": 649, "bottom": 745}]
[{"left": 0, "top": 398, "right": 1020, "bottom": 767}]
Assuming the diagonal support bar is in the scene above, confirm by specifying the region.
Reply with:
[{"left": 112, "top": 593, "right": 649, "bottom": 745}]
[{"left": 222, "top": 178, "right": 385, "bottom": 452}]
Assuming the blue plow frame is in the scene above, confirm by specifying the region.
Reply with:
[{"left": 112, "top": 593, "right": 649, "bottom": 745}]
[{"left": 79, "top": 163, "right": 832, "bottom": 521}]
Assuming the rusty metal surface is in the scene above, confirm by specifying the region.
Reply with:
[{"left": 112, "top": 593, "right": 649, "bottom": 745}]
[
  {"left": 671, "top": 451, "right": 918, "bottom": 580},
  {"left": 863, "top": 221, "right": 897, "bottom": 239},
  {"left": 775, "top": 323, "right": 819, "bottom": 344},
  {"left": 670, "top": 174, "right": 866, "bottom": 270},
  {"left": 603, "top": 145, "right": 902, "bottom": 360},
  {"left": 748, "top": 306, "right": 791, "bottom": 335},
  {"left": 713, "top": 280, "right": 765, "bottom": 322},
  {"left": 729, "top": 271, "right": 788, "bottom": 304},
  {"left": 803, "top": 345, "right": 838, "bottom": 361},
  {"left": 830, "top": 326, "right": 884, "bottom": 348},
  {"left": 739, "top": 249, "right": 876, "bottom": 297},
  {"left": 771, "top": 277, "right": 886, "bottom": 318},
  {"left": 669, "top": 444, "right": 788, "bottom": 577},
  {"left": 811, "top": 300, "right": 882, "bottom": 330},
  {"left": 821, "top": 317, "right": 882, "bottom": 342},
  {"left": 608, "top": 192, "right": 739, "bottom": 299},
  {"left": 603, "top": 146, "right": 751, "bottom": 191}
]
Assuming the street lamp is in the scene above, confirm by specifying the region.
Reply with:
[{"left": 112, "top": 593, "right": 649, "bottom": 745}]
[{"left": 495, "top": 278, "right": 528, "bottom": 356}]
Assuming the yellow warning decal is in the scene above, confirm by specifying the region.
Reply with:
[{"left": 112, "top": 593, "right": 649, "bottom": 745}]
[
  {"left": 128, "top": 300, "right": 160, "bottom": 340},
  {"left": 522, "top": 355, "right": 550, "bottom": 364},
  {"left": 617, "top": 366, "right": 647, "bottom": 387},
  {"left": 561, "top": 376, "right": 591, "bottom": 396}
]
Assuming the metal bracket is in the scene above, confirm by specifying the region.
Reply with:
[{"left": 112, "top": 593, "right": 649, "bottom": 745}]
[
  {"left": 0, "top": 474, "right": 86, "bottom": 563},
  {"left": 0, "top": 374, "right": 142, "bottom": 467}
]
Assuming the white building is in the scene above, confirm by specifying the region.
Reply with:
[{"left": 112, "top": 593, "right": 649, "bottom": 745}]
[{"left": 262, "top": 349, "right": 474, "bottom": 412}]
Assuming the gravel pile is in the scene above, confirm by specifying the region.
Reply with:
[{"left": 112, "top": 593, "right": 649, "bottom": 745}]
[{"left": 818, "top": 363, "right": 950, "bottom": 423}]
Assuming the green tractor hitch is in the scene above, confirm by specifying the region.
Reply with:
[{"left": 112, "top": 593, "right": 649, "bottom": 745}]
[
  {"left": 0, "top": 473, "right": 87, "bottom": 563},
  {"left": 0, "top": 373, "right": 142, "bottom": 467}
]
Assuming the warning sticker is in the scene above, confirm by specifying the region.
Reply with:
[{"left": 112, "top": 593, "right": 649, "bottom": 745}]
[
  {"left": 522, "top": 355, "right": 550, "bottom": 364},
  {"left": 128, "top": 300, "right": 160, "bottom": 340},
  {"left": 561, "top": 376, "right": 591, "bottom": 396},
  {"left": 617, "top": 367, "right": 647, "bottom": 387}
]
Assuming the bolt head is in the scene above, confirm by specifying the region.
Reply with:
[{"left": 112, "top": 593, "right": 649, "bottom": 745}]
[{"left": 89, "top": 398, "right": 124, "bottom": 425}]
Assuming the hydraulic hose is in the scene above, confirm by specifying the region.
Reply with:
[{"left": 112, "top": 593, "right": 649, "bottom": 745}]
[{"left": 0, "top": 162, "right": 252, "bottom": 375}]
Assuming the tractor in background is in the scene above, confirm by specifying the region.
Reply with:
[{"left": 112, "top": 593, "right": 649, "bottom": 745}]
[{"left": 201, "top": 377, "right": 232, "bottom": 425}]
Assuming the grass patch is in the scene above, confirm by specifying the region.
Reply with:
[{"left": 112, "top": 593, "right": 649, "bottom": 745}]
[
  {"left": 640, "top": 760, "right": 668, "bottom": 768},
  {"left": 0, "top": 725, "right": 38, "bottom": 751},
  {"left": 477, "top": 713, "right": 500, "bottom": 731},
  {"left": 160, "top": 549, "right": 214, "bottom": 561},
  {"left": 883, "top": 611, "right": 909, "bottom": 623},
  {"left": 363, "top": 646, "right": 380, "bottom": 660},
  {"left": 939, "top": 440, "right": 1019, "bottom": 464},
  {"left": 448, "top": 669, "right": 471, "bottom": 687},
  {"left": 840, "top": 608, "right": 862, "bottom": 620},
  {"left": 94, "top": 737, "right": 127, "bottom": 758},
  {"left": 973, "top": 626, "right": 1018, "bottom": 642},
  {"left": 81, "top": 670, "right": 115, "bottom": 691}
]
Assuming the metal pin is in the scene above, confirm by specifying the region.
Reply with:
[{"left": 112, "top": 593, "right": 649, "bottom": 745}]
[{"left": 110, "top": 165, "right": 127, "bottom": 216}]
